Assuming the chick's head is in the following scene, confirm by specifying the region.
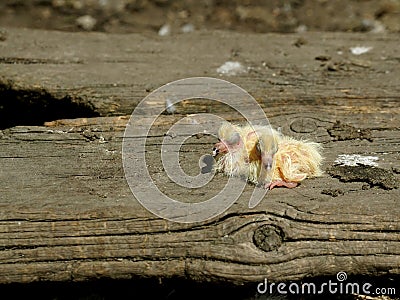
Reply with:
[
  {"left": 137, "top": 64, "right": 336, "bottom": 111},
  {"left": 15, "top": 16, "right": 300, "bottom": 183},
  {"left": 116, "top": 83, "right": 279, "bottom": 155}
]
[
  {"left": 255, "top": 131, "right": 279, "bottom": 171},
  {"left": 212, "top": 122, "right": 242, "bottom": 157}
]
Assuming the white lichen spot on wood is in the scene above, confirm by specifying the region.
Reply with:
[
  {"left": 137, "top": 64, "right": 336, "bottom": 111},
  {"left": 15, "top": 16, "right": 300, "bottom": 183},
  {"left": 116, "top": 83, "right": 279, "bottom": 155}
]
[
  {"left": 334, "top": 154, "right": 379, "bottom": 167},
  {"left": 158, "top": 24, "right": 171, "bottom": 36},
  {"left": 350, "top": 46, "right": 372, "bottom": 55},
  {"left": 216, "top": 61, "right": 247, "bottom": 76}
]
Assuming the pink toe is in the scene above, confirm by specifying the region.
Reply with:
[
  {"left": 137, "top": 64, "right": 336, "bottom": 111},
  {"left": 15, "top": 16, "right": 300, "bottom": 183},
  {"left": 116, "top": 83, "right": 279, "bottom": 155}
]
[{"left": 268, "top": 181, "right": 298, "bottom": 190}]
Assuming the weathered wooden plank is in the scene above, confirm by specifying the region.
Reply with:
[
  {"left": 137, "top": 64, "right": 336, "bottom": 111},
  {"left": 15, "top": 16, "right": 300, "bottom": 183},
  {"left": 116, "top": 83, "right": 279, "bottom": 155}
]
[
  {"left": 0, "top": 28, "right": 399, "bottom": 286},
  {"left": 0, "top": 113, "right": 399, "bottom": 284},
  {"left": 0, "top": 28, "right": 399, "bottom": 124}
]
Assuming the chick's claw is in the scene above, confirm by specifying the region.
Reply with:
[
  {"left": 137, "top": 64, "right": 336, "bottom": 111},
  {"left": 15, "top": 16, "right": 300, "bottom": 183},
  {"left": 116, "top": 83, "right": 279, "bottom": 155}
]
[{"left": 265, "top": 180, "right": 298, "bottom": 190}]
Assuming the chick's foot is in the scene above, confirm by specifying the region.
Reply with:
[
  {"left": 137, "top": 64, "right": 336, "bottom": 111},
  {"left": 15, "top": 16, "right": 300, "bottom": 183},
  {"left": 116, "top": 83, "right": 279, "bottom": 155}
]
[{"left": 265, "top": 180, "right": 298, "bottom": 190}]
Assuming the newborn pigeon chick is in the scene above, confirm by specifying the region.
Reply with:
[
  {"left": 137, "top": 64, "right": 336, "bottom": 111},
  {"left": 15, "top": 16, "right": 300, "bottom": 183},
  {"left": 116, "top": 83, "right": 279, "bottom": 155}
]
[
  {"left": 213, "top": 122, "right": 323, "bottom": 190},
  {"left": 212, "top": 122, "right": 242, "bottom": 157},
  {"left": 252, "top": 130, "right": 323, "bottom": 189},
  {"left": 246, "top": 126, "right": 281, "bottom": 187},
  {"left": 213, "top": 122, "right": 248, "bottom": 178},
  {"left": 213, "top": 122, "right": 279, "bottom": 182}
]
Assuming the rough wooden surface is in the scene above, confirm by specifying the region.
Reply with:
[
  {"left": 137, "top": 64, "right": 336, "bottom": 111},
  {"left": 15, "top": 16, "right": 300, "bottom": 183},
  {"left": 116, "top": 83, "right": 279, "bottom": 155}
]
[{"left": 0, "top": 28, "right": 399, "bottom": 285}]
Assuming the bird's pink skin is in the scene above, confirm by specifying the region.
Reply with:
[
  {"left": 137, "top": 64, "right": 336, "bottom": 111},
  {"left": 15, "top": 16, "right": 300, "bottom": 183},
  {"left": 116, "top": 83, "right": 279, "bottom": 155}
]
[
  {"left": 213, "top": 141, "right": 228, "bottom": 156},
  {"left": 265, "top": 180, "right": 298, "bottom": 190}
]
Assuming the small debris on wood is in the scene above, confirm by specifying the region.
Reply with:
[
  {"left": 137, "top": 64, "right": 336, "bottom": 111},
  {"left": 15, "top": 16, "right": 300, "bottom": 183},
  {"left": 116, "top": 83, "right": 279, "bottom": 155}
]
[
  {"left": 164, "top": 132, "right": 176, "bottom": 139},
  {"left": 315, "top": 55, "right": 331, "bottom": 61},
  {"left": 76, "top": 15, "right": 97, "bottom": 31},
  {"left": 326, "top": 62, "right": 339, "bottom": 71},
  {"left": 0, "top": 28, "right": 7, "bottom": 41},
  {"left": 216, "top": 61, "right": 247, "bottom": 76},
  {"left": 295, "top": 24, "right": 308, "bottom": 33},
  {"left": 326, "top": 61, "right": 349, "bottom": 71},
  {"left": 230, "top": 48, "right": 240, "bottom": 58},
  {"left": 350, "top": 59, "right": 372, "bottom": 68},
  {"left": 350, "top": 46, "right": 373, "bottom": 55},
  {"left": 321, "top": 188, "right": 345, "bottom": 197},
  {"left": 144, "top": 84, "right": 154, "bottom": 92},
  {"left": 318, "top": 60, "right": 348, "bottom": 72},
  {"left": 181, "top": 23, "right": 195, "bottom": 33},
  {"left": 356, "top": 19, "right": 386, "bottom": 33},
  {"left": 328, "top": 121, "right": 373, "bottom": 142},
  {"left": 82, "top": 129, "right": 106, "bottom": 142},
  {"left": 293, "top": 37, "right": 307, "bottom": 47},
  {"left": 46, "top": 129, "right": 69, "bottom": 134},
  {"left": 158, "top": 24, "right": 171, "bottom": 36},
  {"left": 327, "top": 165, "right": 398, "bottom": 190}
]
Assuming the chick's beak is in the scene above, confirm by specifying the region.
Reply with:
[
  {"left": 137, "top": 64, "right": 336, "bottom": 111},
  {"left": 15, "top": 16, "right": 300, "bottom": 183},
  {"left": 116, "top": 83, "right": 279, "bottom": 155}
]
[
  {"left": 212, "top": 147, "right": 219, "bottom": 157},
  {"left": 212, "top": 141, "right": 227, "bottom": 157},
  {"left": 261, "top": 152, "right": 274, "bottom": 171}
]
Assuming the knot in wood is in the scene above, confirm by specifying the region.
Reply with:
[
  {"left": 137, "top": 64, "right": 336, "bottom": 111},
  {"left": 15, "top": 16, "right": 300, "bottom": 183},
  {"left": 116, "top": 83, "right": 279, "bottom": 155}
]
[
  {"left": 253, "top": 225, "right": 284, "bottom": 252},
  {"left": 290, "top": 118, "right": 317, "bottom": 133}
]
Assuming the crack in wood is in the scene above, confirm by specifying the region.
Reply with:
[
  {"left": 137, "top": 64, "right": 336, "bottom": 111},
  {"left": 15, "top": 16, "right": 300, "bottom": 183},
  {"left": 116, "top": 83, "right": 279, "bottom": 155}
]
[
  {"left": 0, "top": 83, "right": 99, "bottom": 129},
  {"left": 0, "top": 57, "right": 83, "bottom": 65}
]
